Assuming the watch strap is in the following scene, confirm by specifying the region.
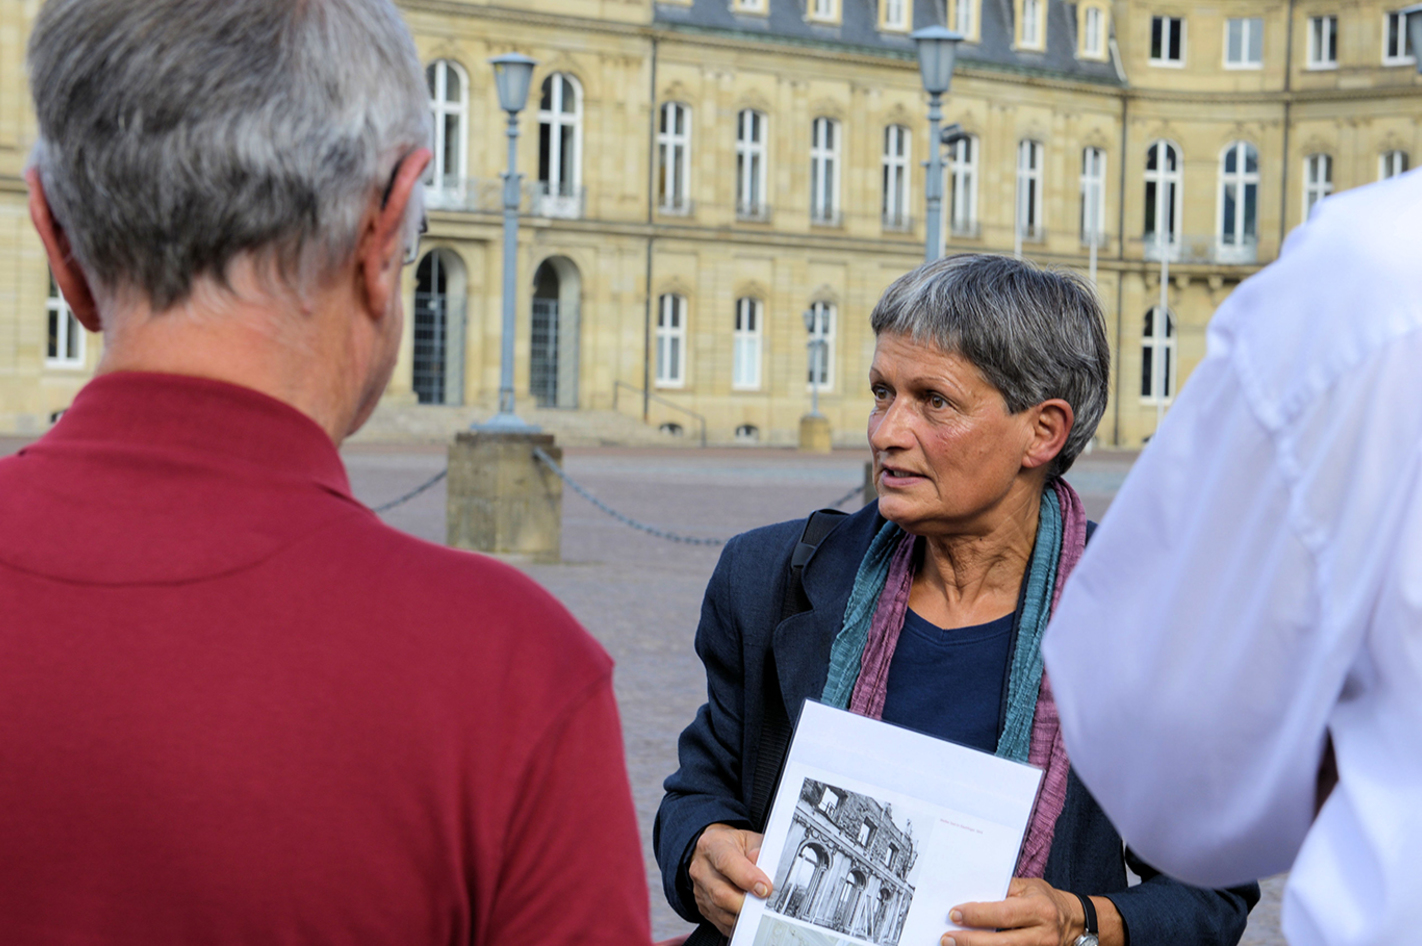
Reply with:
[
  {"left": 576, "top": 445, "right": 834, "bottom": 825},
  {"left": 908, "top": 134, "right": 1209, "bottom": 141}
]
[{"left": 1075, "top": 892, "right": 1098, "bottom": 937}]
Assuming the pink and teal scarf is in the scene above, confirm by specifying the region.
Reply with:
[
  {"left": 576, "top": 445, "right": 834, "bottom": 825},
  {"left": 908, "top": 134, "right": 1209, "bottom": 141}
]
[{"left": 820, "top": 478, "right": 1087, "bottom": 878}]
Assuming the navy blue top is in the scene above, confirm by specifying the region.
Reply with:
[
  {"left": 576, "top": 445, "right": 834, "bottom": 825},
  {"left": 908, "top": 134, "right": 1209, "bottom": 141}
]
[{"left": 880, "top": 609, "right": 1014, "bottom": 754}]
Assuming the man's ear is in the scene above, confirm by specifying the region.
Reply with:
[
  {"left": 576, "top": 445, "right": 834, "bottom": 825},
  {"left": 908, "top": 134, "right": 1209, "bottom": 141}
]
[
  {"left": 27, "top": 168, "right": 101, "bottom": 333},
  {"left": 358, "top": 148, "right": 432, "bottom": 321},
  {"left": 1021, "top": 398, "right": 1075, "bottom": 472}
]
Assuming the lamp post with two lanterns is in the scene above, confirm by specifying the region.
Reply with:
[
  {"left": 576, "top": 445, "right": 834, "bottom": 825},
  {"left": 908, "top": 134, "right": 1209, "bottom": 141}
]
[{"left": 911, "top": 26, "right": 964, "bottom": 264}]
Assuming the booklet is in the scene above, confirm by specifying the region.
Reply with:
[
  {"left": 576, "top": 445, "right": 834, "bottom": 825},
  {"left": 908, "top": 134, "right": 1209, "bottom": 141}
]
[{"left": 730, "top": 701, "right": 1043, "bottom": 946}]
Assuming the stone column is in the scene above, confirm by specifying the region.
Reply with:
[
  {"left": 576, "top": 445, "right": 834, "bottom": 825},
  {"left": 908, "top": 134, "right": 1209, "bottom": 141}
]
[{"left": 446, "top": 430, "right": 562, "bottom": 563}]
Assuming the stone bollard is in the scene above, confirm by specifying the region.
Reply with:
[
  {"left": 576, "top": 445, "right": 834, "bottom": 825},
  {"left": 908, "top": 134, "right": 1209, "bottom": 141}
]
[
  {"left": 798, "top": 414, "right": 832, "bottom": 454},
  {"left": 446, "top": 430, "right": 562, "bottom": 563}
]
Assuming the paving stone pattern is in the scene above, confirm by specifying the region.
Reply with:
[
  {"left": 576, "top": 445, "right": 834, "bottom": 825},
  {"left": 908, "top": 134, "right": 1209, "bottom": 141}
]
[{"left": 344, "top": 443, "right": 1285, "bottom": 945}]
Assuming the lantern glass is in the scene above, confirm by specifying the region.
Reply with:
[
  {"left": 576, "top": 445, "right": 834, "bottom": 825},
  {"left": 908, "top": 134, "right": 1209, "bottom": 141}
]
[
  {"left": 911, "top": 27, "right": 964, "bottom": 95},
  {"left": 489, "top": 54, "right": 537, "bottom": 114}
]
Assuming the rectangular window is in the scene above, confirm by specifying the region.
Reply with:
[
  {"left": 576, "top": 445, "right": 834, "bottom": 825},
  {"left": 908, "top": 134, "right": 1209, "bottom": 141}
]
[
  {"left": 1307, "top": 15, "right": 1338, "bottom": 68},
  {"left": 736, "top": 110, "right": 768, "bottom": 219},
  {"left": 1016, "top": 139, "right": 1045, "bottom": 241},
  {"left": 1380, "top": 150, "right": 1410, "bottom": 180},
  {"left": 810, "top": 0, "right": 839, "bottom": 22},
  {"left": 810, "top": 118, "right": 841, "bottom": 226},
  {"left": 881, "top": 0, "right": 908, "bottom": 30},
  {"left": 1080, "top": 147, "right": 1107, "bottom": 245},
  {"left": 1082, "top": 6, "right": 1105, "bottom": 58},
  {"left": 807, "top": 301, "right": 836, "bottom": 391},
  {"left": 953, "top": 0, "right": 977, "bottom": 39},
  {"left": 45, "top": 273, "right": 85, "bottom": 368},
  {"left": 733, "top": 0, "right": 766, "bottom": 11},
  {"left": 1020, "top": 0, "right": 1044, "bottom": 49},
  {"left": 882, "top": 125, "right": 911, "bottom": 230},
  {"left": 817, "top": 787, "right": 841, "bottom": 813},
  {"left": 657, "top": 102, "right": 692, "bottom": 214},
  {"left": 1304, "top": 154, "right": 1333, "bottom": 217},
  {"left": 948, "top": 135, "right": 979, "bottom": 237},
  {"left": 656, "top": 294, "right": 686, "bottom": 388},
  {"left": 1385, "top": 10, "right": 1415, "bottom": 63},
  {"left": 884, "top": 843, "right": 898, "bottom": 868},
  {"left": 1141, "top": 307, "right": 1176, "bottom": 403},
  {"left": 1225, "top": 17, "right": 1263, "bottom": 67},
  {"left": 857, "top": 821, "right": 873, "bottom": 845},
  {"left": 733, "top": 298, "right": 762, "bottom": 391},
  {"left": 1150, "top": 15, "right": 1186, "bottom": 65}
]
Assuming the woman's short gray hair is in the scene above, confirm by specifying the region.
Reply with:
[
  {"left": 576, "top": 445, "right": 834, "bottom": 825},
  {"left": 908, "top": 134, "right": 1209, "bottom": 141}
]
[
  {"left": 871, "top": 254, "right": 1110, "bottom": 476},
  {"left": 27, "top": 0, "right": 430, "bottom": 310}
]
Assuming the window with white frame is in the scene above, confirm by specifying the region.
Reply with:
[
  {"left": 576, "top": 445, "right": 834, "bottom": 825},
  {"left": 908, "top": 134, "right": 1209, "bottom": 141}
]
[
  {"left": 737, "top": 109, "right": 768, "bottom": 218},
  {"left": 46, "top": 271, "right": 84, "bottom": 368},
  {"left": 810, "top": 118, "right": 841, "bottom": 225},
  {"left": 1225, "top": 17, "right": 1263, "bottom": 67},
  {"left": 807, "top": 300, "right": 836, "bottom": 390},
  {"left": 658, "top": 102, "right": 692, "bottom": 213},
  {"left": 1144, "top": 140, "right": 1182, "bottom": 250},
  {"left": 1150, "top": 16, "right": 1186, "bottom": 65},
  {"left": 733, "top": 0, "right": 766, "bottom": 12},
  {"left": 1016, "top": 140, "right": 1045, "bottom": 241},
  {"left": 948, "top": 134, "right": 979, "bottom": 236},
  {"left": 881, "top": 0, "right": 908, "bottom": 31},
  {"left": 1304, "top": 154, "right": 1333, "bottom": 217},
  {"left": 1141, "top": 306, "right": 1176, "bottom": 403},
  {"left": 1307, "top": 15, "right": 1338, "bottom": 68},
  {"left": 1380, "top": 150, "right": 1410, "bottom": 180},
  {"left": 1080, "top": 5, "right": 1107, "bottom": 59},
  {"left": 1219, "top": 141, "right": 1260, "bottom": 257},
  {"left": 1020, "top": 0, "right": 1045, "bottom": 49},
  {"left": 1385, "top": 10, "right": 1416, "bottom": 64},
  {"left": 952, "top": 0, "right": 977, "bottom": 39},
  {"left": 733, "top": 297, "right": 763, "bottom": 391},
  {"left": 426, "top": 60, "right": 468, "bottom": 197},
  {"left": 538, "top": 73, "right": 583, "bottom": 204},
  {"left": 810, "top": 0, "right": 839, "bottom": 22},
  {"left": 882, "top": 125, "right": 911, "bottom": 230},
  {"left": 656, "top": 294, "right": 687, "bottom": 388},
  {"left": 1080, "top": 147, "right": 1107, "bottom": 245}
]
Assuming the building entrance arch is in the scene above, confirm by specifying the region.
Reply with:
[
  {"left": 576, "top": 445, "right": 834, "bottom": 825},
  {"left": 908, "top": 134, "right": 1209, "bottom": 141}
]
[
  {"left": 413, "top": 250, "right": 467, "bottom": 405},
  {"left": 530, "top": 257, "right": 581, "bottom": 409}
]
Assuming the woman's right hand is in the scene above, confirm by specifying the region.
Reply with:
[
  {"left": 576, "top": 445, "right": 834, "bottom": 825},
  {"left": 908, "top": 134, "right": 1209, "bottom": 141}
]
[{"left": 688, "top": 823, "right": 773, "bottom": 936}]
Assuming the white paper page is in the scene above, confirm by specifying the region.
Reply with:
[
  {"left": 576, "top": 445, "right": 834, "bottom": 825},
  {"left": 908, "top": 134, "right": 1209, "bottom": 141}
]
[{"left": 730, "top": 701, "right": 1042, "bottom": 946}]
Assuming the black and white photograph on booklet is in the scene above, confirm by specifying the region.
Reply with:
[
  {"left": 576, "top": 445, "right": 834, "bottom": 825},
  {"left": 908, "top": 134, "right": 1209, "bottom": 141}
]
[{"left": 730, "top": 701, "right": 1043, "bottom": 946}]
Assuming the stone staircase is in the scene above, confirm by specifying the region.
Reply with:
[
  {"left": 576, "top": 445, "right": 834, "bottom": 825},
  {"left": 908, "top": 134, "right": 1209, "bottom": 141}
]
[{"left": 349, "top": 402, "right": 691, "bottom": 447}]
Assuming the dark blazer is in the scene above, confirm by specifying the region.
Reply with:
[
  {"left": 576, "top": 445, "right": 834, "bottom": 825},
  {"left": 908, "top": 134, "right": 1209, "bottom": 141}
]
[{"left": 654, "top": 501, "right": 1259, "bottom": 946}]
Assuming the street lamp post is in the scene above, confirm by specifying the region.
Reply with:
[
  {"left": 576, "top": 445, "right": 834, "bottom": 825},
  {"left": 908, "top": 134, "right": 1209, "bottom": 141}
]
[
  {"left": 912, "top": 26, "right": 963, "bottom": 264},
  {"left": 484, "top": 53, "right": 538, "bottom": 431}
]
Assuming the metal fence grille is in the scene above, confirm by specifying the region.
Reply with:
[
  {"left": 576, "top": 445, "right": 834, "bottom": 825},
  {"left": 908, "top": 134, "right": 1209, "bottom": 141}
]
[
  {"left": 413, "top": 290, "right": 447, "bottom": 405},
  {"left": 530, "top": 298, "right": 559, "bottom": 408}
]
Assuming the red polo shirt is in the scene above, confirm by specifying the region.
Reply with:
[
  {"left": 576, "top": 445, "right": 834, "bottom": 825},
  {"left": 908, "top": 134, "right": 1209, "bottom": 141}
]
[{"left": 0, "top": 373, "right": 651, "bottom": 946}]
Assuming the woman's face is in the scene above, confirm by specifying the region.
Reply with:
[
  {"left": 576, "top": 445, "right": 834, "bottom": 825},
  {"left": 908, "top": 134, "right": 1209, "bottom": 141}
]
[{"left": 867, "top": 332, "right": 1047, "bottom": 538}]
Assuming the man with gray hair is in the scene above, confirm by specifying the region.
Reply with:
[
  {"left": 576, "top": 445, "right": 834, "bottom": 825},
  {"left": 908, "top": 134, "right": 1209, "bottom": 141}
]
[{"left": 0, "top": 1, "right": 651, "bottom": 943}]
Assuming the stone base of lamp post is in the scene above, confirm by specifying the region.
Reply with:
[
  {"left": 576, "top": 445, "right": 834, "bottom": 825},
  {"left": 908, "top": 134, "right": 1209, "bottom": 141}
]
[
  {"left": 446, "top": 430, "right": 562, "bottom": 563},
  {"left": 798, "top": 414, "right": 833, "bottom": 454}
]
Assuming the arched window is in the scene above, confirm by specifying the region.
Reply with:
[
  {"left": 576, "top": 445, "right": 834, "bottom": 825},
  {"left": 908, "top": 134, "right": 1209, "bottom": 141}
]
[
  {"left": 733, "top": 297, "right": 762, "bottom": 391},
  {"left": 1080, "top": 147, "right": 1107, "bottom": 245},
  {"left": 425, "top": 60, "right": 468, "bottom": 200},
  {"left": 1144, "top": 140, "right": 1182, "bottom": 254},
  {"left": 1380, "top": 150, "right": 1410, "bottom": 180},
  {"left": 1141, "top": 306, "right": 1176, "bottom": 403},
  {"left": 734, "top": 424, "right": 760, "bottom": 442},
  {"left": 736, "top": 109, "right": 768, "bottom": 219},
  {"left": 538, "top": 73, "right": 583, "bottom": 217},
  {"left": 810, "top": 118, "right": 841, "bottom": 225},
  {"left": 414, "top": 253, "right": 450, "bottom": 405},
  {"left": 1218, "top": 141, "right": 1259, "bottom": 261},
  {"left": 1304, "top": 154, "right": 1333, "bottom": 218},
  {"left": 656, "top": 293, "right": 687, "bottom": 388},
  {"left": 807, "top": 300, "right": 836, "bottom": 391},
  {"left": 882, "top": 125, "right": 911, "bottom": 230},
  {"left": 1016, "top": 139, "right": 1045, "bottom": 242},
  {"left": 657, "top": 102, "right": 692, "bottom": 213},
  {"left": 45, "top": 271, "right": 84, "bottom": 368},
  {"left": 948, "top": 134, "right": 979, "bottom": 237}
]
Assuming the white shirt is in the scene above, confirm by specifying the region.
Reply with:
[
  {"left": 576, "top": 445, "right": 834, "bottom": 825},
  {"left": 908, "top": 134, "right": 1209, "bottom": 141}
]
[{"left": 1043, "top": 168, "right": 1422, "bottom": 946}]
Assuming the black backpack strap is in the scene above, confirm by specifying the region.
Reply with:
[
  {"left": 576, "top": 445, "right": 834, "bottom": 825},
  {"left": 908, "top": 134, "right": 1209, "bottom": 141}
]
[{"left": 746, "top": 508, "right": 847, "bottom": 832}]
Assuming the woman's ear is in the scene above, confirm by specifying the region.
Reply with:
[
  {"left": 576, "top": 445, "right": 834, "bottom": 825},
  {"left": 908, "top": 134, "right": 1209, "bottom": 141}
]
[
  {"left": 1022, "top": 399, "right": 1075, "bottom": 472},
  {"left": 27, "top": 168, "right": 101, "bottom": 333}
]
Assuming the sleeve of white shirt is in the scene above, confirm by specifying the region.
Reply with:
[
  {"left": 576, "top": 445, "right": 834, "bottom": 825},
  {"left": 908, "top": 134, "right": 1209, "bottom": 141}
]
[{"left": 1042, "top": 180, "right": 1422, "bottom": 889}]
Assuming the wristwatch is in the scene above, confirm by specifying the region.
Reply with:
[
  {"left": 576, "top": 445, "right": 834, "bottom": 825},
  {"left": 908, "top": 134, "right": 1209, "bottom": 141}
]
[{"left": 1072, "top": 892, "right": 1100, "bottom": 946}]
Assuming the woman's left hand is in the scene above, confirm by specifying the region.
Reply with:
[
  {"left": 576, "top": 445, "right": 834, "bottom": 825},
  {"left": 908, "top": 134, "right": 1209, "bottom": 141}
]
[{"left": 943, "top": 878, "right": 1121, "bottom": 946}]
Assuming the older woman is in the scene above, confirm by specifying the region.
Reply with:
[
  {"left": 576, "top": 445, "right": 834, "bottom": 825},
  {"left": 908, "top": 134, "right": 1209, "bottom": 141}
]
[{"left": 654, "top": 255, "right": 1258, "bottom": 946}]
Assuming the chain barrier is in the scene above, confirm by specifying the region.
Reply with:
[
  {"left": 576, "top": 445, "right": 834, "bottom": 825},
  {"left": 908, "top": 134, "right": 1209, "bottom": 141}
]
[
  {"left": 370, "top": 453, "right": 869, "bottom": 542},
  {"left": 370, "top": 469, "right": 447, "bottom": 514}
]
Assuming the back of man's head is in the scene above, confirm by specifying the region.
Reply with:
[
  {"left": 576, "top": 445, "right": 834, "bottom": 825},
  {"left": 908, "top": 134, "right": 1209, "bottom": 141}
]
[{"left": 28, "top": 0, "right": 429, "bottom": 310}]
